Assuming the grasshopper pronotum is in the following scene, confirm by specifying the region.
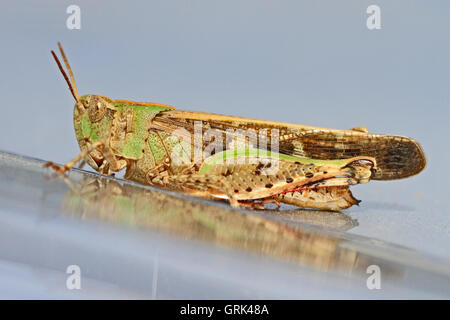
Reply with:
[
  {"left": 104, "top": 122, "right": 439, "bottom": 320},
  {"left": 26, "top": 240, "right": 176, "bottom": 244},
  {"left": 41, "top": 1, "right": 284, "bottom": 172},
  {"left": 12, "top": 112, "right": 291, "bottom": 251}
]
[{"left": 46, "top": 43, "right": 426, "bottom": 210}]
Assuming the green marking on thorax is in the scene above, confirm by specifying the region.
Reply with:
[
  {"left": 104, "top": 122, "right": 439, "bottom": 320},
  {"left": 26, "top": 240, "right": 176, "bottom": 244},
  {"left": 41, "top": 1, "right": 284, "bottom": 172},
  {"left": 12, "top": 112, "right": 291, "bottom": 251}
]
[
  {"left": 114, "top": 102, "right": 172, "bottom": 159},
  {"left": 199, "top": 148, "right": 348, "bottom": 174}
]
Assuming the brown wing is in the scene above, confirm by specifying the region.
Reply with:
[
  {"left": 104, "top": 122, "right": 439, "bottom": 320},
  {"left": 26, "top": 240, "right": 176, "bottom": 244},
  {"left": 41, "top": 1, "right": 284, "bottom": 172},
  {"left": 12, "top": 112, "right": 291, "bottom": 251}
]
[
  {"left": 281, "top": 129, "right": 426, "bottom": 180},
  {"left": 151, "top": 110, "right": 426, "bottom": 180}
]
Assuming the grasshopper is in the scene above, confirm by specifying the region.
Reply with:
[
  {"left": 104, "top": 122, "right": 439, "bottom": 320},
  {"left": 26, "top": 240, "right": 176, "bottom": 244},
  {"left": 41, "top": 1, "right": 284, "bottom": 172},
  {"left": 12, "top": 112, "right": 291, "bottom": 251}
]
[{"left": 46, "top": 43, "right": 426, "bottom": 211}]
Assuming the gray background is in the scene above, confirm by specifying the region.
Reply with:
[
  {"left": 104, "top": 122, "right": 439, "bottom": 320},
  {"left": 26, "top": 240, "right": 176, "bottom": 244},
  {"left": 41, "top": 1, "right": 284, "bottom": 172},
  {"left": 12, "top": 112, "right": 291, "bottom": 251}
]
[{"left": 0, "top": 1, "right": 449, "bottom": 260}]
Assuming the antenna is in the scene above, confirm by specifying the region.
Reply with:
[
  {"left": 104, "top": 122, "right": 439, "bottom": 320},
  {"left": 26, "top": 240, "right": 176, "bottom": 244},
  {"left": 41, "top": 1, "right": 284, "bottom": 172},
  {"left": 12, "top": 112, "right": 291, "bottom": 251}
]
[
  {"left": 57, "top": 42, "right": 80, "bottom": 100},
  {"left": 51, "top": 42, "right": 82, "bottom": 106}
]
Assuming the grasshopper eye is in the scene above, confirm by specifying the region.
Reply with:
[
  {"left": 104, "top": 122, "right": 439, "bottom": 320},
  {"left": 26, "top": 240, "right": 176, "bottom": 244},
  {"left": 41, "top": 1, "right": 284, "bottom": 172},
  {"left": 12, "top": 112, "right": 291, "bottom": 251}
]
[{"left": 88, "top": 96, "right": 107, "bottom": 122}]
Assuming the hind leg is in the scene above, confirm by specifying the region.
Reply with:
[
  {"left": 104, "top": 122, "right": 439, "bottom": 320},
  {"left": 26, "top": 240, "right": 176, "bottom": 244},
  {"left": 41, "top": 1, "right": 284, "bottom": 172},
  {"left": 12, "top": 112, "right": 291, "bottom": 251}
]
[{"left": 146, "top": 171, "right": 265, "bottom": 209}]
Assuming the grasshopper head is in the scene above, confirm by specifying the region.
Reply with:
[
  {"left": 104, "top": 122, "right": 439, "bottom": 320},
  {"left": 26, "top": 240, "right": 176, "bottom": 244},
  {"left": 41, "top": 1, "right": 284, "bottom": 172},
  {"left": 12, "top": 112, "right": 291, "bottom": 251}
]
[
  {"left": 73, "top": 94, "right": 116, "bottom": 148},
  {"left": 72, "top": 95, "right": 116, "bottom": 170},
  {"left": 51, "top": 43, "right": 117, "bottom": 171}
]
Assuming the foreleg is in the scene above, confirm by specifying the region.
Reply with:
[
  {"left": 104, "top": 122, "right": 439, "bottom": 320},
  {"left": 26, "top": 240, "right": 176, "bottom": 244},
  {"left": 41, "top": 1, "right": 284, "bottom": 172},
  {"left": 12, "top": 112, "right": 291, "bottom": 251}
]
[{"left": 44, "top": 140, "right": 104, "bottom": 174}]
